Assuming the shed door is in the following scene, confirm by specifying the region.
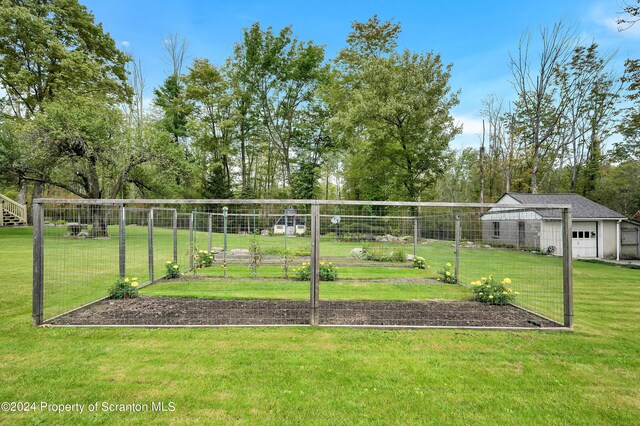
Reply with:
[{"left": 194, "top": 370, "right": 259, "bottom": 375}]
[{"left": 572, "top": 222, "right": 597, "bottom": 258}]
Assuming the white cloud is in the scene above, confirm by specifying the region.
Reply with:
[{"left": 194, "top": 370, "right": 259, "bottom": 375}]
[
  {"left": 589, "top": 2, "right": 640, "bottom": 39},
  {"left": 454, "top": 114, "right": 484, "bottom": 136},
  {"left": 121, "top": 41, "right": 130, "bottom": 47}
]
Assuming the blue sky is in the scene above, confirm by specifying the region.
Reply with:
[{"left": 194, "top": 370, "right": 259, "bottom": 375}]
[{"left": 82, "top": 0, "right": 640, "bottom": 148}]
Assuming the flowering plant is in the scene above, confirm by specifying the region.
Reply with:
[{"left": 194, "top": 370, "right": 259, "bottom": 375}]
[
  {"left": 109, "top": 277, "right": 139, "bottom": 299},
  {"left": 194, "top": 249, "right": 216, "bottom": 269},
  {"left": 438, "top": 262, "right": 456, "bottom": 284},
  {"left": 165, "top": 260, "right": 181, "bottom": 278},
  {"left": 471, "top": 275, "right": 518, "bottom": 304},
  {"left": 293, "top": 261, "right": 338, "bottom": 281},
  {"left": 413, "top": 256, "right": 428, "bottom": 270}
]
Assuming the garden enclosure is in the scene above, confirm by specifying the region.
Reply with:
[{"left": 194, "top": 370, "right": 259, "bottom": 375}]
[{"left": 32, "top": 199, "right": 573, "bottom": 329}]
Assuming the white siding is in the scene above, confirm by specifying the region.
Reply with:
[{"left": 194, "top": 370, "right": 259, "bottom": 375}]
[
  {"left": 540, "top": 220, "right": 562, "bottom": 254},
  {"left": 481, "top": 195, "right": 543, "bottom": 221}
]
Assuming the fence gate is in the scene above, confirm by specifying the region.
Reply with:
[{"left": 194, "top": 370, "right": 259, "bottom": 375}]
[{"left": 621, "top": 227, "right": 640, "bottom": 259}]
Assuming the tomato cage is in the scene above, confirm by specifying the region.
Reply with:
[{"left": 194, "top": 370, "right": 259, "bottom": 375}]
[{"left": 32, "top": 199, "right": 573, "bottom": 329}]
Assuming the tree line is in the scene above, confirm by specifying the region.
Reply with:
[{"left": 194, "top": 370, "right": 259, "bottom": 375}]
[{"left": 1, "top": 0, "right": 638, "bottom": 221}]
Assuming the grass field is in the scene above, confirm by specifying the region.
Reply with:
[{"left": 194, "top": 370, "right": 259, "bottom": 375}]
[
  {"left": 41, "top": 224, "right": 564, "bottom": 322},
  {"left": 1, "top": 226, "right": 639, "bottom": 424}
]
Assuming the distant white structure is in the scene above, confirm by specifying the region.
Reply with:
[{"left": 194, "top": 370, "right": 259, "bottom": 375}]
[
  {"left": 273, "top": 206, "right": 306, "bottom": 235},
  {"left": 482, "top": 193, "right": 639, "bottom": 260}
]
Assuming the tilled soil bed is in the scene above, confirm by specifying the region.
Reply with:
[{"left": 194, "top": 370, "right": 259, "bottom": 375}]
[{"left": 48, "top": 297, "right": 561, "bottom": 328}]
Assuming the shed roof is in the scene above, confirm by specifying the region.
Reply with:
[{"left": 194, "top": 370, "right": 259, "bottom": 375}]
[{"left": 504, "top": 193, "right": 626, "bottom": 219}]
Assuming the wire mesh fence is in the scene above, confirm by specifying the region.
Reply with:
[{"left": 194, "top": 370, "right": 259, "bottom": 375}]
[{"left": 32, "top": 199, "right": 573, "bottom": 329}]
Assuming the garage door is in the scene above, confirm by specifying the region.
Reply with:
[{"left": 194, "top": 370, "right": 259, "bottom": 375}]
[{"left": 572, "top": 222, "right": 597, "bottom": 258}]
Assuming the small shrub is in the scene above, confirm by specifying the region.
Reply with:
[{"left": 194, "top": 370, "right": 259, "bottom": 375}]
[
  {"left": 389, "top": 248, "right": 406, "bottom": 262},
  {"left": 249, "top": 239, "right": 263, "bottom": 277},
  {"left": 471, "top": 276, "right": 518, "bottom": 304},
  {"left": 361, "top": 245, "right": 406, "bottom": 263},
  {"left": 293, "top": 262, "right": 311, "bottom": 281},
  {"left": 109, "top": 277, "right": 139, "bottom": 299},
  {"left": 413, "top": 256, "right": 428, "bottom": 270},
  {"left": 438, "top": 262, "right": 457, "bottom": 284},
  {"left": 194, "top": 249, "right": 216, "bottom": 269},
  {"left": 293, "top": 261, "right": 338, "bottom": 281},
  {"left": 165, "top": 260, "right": 180, "bottom": 278}
]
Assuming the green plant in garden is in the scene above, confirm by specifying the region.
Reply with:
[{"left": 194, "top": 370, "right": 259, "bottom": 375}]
[
  {"left": 361, "top": 244, "right": 406, "bottom": 262},
  {"left": 471, "top": 276, "right": 518, "bottom": 304},
  {"left": 165, "top": 260, "right": 181, "bottom": 278},
  {"left": 438, "top": 262, "right": 456, "bottom": 283},
  {"left": 293, "top": 261, "right": 338, "bottom": 281},
  {"left": 194, "top": 249, "right": 216, "bottom": 269},
  {"left": 249, "top": 239, "right": 263, "bottom": 277},
  {"left": 108, "top": 277, "right": 139, "bottom": 299},
  {"left": 413, "top": 256, "right": 428, "bottom": 270}
]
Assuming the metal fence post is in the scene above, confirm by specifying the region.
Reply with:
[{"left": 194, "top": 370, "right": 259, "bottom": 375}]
[
  {"left": 413, "top": 216, "right": 418, "bottom": 257},
  {"left": 119, "top": 205, "right": 126, "bottom": 279},
  {"left": 208, "top": 213, "right": 212, "bottom": 252},
  {"left": 310, "top": 204, "right": 320, "bottom": 326},
  {"left": 454, "top": 215, "right": 461, "bottom": 283},
  {"left": 562, "top": 208, "right": 574, "bottom": 329},
  {"left": 148, "top": 208, "right": 154, "bottom": 283},
  {"left": 189, "top": 212, "right": 194, "bottom": 270},
  {"left": 172, "top": 209, "right": 178, "bottom": 263},
  {"left": 222, "top": 206, "right": 228, "bottom": 277},
  {"left": 32, "top": 202, "right": 44, "bottom": 326}
]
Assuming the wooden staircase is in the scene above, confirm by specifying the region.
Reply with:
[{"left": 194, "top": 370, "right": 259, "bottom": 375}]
[{"left": 1, "top": 193, "right": 27, "bottom": 226}]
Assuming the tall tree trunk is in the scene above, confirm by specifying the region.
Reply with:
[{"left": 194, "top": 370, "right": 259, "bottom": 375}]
[{"left": 18, "top": 177, "right": 27, "bottom": 205}]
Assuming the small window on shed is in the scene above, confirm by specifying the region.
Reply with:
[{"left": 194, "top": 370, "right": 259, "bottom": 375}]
[
  {"left": 493, "top": 222, "right": 500, "bottom": 238},
  {"left": 572, "top": 231, "right": 578, "bottom": 238}
]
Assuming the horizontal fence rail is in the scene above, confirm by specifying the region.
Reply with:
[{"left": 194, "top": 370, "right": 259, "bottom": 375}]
[{"left": 33, "top": 199, "right": 573, "bottom": 329}]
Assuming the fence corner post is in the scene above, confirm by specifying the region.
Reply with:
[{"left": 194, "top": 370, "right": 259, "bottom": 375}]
[
  {"left": 148, "top": 208, "right": 154, "bottom": 283},
  {"left": 310, "top": 204, "right": 320, "bottom": 326},
  {"left": 32, "top": 201, "right": 44, "bottom": 326},
  {"left": 562, "top": 207, "right": 574, "bottom": 329},
  {"left": 119, "top": 205, "right": 126, "bottom": 279},
  {"left": 189, "top": 211, "right": 194, "bottom": 271},
  {"left": 454, "top": 215, "right": 461, "bottom": 284}
]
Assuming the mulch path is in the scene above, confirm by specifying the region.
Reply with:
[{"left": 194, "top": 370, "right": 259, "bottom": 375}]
[{"left": 48, "top": 297, "right": 561, "bottom": 328}]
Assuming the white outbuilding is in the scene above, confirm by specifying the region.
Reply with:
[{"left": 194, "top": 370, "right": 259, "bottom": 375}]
[
  {"left": 273, "top": 206, "right": 306, "bottom": 235},
  {"left": 482, "top": 193, "right": 640, "bottom": 260}
]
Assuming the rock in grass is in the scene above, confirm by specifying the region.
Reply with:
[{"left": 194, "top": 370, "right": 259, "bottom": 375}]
[{"left": 350, "top": 248, "right": 365, "bottom": 259}]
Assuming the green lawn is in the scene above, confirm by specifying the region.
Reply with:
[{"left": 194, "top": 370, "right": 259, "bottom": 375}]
[
  {"left": 1, "top": 226, "right": 639, "bottom": 424},
  {"left": 40, "top": 225, "right": 564, "bottom": 322}
]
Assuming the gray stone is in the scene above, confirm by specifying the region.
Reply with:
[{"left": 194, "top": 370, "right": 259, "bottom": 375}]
[
  {"left": 230, "top": 248, "right": 250, "bottom": 256},
  {"left": 77, "top": 231, "right": 89, "bottom": 239},
  {"left": 261, "top": 229, "right": 270, "bottom": 236},
  {"left": 350, "top": 248, "right": 365, "bottom": 259},
  {"left": 406, "top": 254, "right": 415, "bottom": 261}
]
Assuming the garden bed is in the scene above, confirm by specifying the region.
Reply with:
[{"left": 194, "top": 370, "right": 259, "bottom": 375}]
[{"left": 47, "top": 297, "right": 561, "bottom": 328}]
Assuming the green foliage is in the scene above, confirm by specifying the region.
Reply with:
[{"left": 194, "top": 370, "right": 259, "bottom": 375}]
[
  {"left": 154, "top": 74, "right": 191, "bottom": 143},
  {"left": 471, "top": 276, "right": 517, "bottom": 304},
  {"left": 362, "top": 245, "right": 406, "bottom": 262},
  {"left": 0, "top": 0, "right": 131, "bottom": 116},
  {"left": 412, "top": 256, "right": 428, "bottom": 270},
  {"left": 194, "top": 249, "right": 216, "bottom": 269},
  {"left": 248, "top": 238, "right": 263, "bottom": 277},
  {"left": 165, "top": 260, "right": 181, "bottom": 278},
  {"left": 108, "top": 277, "right": 139, "bottom": 299},
  {"left": 293, "top": 261, "right": 338, "bottom": 281},
  {"left": 438, "top": 262, "right": 457, "bottom": 284},
  {"left": 332, "top": 16, "right": 460, "bottom": 202}
]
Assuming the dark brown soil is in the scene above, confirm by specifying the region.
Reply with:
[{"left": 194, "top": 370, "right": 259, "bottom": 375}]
[{"left": 48, "top": 297, "right": 561, "bottom": 328}]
